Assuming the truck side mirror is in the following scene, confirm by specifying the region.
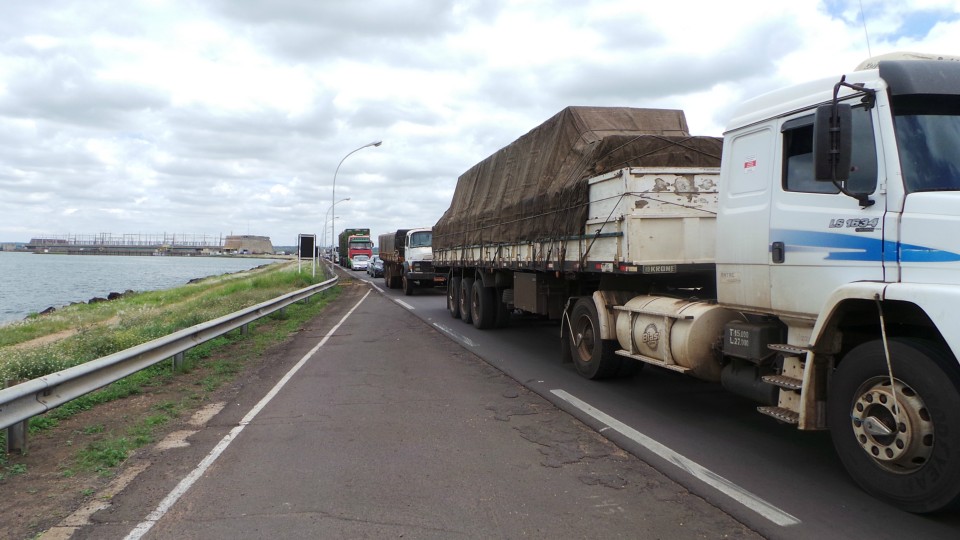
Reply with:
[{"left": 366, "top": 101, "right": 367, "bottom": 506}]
[{"left": 813, "top": 103, "right": 852, "bottom": 182}]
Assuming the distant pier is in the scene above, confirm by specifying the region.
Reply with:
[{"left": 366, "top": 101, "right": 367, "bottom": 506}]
[{"left": 25, "top": 234, "right": 274, "bottom": 256}]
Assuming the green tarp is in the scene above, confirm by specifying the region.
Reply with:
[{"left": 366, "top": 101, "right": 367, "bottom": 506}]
[{"left": 433, "top": 106, "right": 723, "bottom": 250}]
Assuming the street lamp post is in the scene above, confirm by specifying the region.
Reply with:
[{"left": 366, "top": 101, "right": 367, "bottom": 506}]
[
  {"left": 324, "top": 197, "right": 350, "bottom": 256},
  {"left": 331, "top": 140, "right": 382, "bottom": 255}
]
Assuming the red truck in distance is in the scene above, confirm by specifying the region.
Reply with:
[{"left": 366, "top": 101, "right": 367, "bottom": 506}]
[{"left": 338, "top": 228, "right": 373, "bottom": 270}]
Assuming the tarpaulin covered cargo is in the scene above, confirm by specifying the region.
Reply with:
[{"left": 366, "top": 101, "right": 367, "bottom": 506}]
[{"left": 433, "top": 106, "right": 722, "bottom": 250}]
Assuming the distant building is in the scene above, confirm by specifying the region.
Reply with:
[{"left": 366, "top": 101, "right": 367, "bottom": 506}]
[
  {"left": 224, "top": 235, "right": 274, "bottom": 254},
  {"left": 1, "top": 243, "right": 19, "bottom": 251}
]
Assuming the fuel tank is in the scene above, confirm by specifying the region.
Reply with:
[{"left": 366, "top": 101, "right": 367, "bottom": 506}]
[{"left": 614, "top": 295, "right": 742, "bottom": 381}]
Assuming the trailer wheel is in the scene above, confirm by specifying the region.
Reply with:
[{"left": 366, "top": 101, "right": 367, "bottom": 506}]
[
  {"left": 447, "top": 276, "right": 461, "bottom": 319},
  {"left": 471, "top": 280, "right": 496, "bottom": 329},
  {"left": 402, "top": 275, "right": 414, "bottom": 296},
  {"left": 827, "top": 338, "right": 960, "bottom": 513},
  {"left": 568, "top": 298, "right": 622, "bottom": 380},
  {"left": 459, "top": 278, "right": 474, "bottom": 324}
]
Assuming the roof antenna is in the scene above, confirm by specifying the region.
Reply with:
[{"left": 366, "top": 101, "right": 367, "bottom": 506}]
[{"left": 859, "top": 0, "right": 873, "bottom": 57}]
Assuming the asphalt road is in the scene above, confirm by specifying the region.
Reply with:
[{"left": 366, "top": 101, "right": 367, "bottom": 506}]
[
  {"left": 353, "top": 271, "right": 960, "bottom": 540},
  {"left": 69, "top": 273, "right": 762, "bottom": 539}
]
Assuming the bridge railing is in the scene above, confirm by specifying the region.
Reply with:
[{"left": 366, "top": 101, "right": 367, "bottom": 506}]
[{"left": 1, "top": 273, "right": 338, "bottom": 451}]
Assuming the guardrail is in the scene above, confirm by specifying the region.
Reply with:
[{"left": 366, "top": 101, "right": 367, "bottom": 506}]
[{"left": 1, "top": 273, "right": 339, "bottom": 451}]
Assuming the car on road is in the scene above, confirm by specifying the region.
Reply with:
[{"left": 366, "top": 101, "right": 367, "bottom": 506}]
[
  {"left": 351, "top": 254, "right": 370, "bottom": 271},
  {"left": 367, "top": 256, "right": 383, "bottom": 277}
]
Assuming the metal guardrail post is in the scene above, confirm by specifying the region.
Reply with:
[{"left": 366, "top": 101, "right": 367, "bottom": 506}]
[
  {"left": 4, "top": 380, "right": 27, "bottom": 454},
  {"left": 172, "top": 352, "right": 185, "bottom": 372},
  {"left": 6, "top": 419, "right": 27, "bottom": 454}
]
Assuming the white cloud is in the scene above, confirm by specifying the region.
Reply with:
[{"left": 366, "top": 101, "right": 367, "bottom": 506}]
[{"left": 0, "top": 0, "right": 958, "bottom": 247}]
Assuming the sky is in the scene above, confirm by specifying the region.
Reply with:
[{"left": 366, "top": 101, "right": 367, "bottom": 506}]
[{"left": 1, "top": 1, "right": 958, "bottom": 249}]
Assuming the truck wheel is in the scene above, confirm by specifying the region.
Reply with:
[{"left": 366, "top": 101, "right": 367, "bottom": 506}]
[
  {"left": 568, "top": 298, "right": 622, "bottom": 380},
  {"left": 827, "top": 338, "right": 960, "bottom": 513},
  {"left": 447, "top": 276, "right": 461, "bottom": 319},
  {"left": 459, "top": 278, "right": 474, "bottom": 324},
  {"left": 403, "top": 275, "right": 414, "bottom": 296},
  {"left": 471, "top": 279, "right": 496, "bottom": 329}
]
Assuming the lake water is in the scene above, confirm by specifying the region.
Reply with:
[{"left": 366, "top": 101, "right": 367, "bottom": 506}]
[{"left": 0, "top": 252, "right": 283, "bottom": 326}]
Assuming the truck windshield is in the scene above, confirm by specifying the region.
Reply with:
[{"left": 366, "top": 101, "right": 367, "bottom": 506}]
[
  {"left": 349, "top": 240, "right": 372, "bottom": 250},
  {"left": 893, "top": 95, "right": 960, "bottom": 193},
  {"left": 409, "top": 231, "right": 432, "bottom": 248}
]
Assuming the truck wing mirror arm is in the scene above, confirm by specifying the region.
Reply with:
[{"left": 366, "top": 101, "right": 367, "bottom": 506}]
[{"left": 813, "top": 76, "right": 876, "bottom": 207}]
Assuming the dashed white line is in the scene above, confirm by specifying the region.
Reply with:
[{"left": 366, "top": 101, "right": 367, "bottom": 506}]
[
  {"left": 432, "top": 323, "right": 479, "bottom": 347},
  {"left": 550, "top": 389, "right": 800, "bottom": 527},
  {"left": 395, "top": 299, "right": 415, "bottom": 310}
]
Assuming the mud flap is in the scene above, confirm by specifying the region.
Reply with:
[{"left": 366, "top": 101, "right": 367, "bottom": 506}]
[{"left": 560, "top": 301, "right": 573, "bottom": 364}]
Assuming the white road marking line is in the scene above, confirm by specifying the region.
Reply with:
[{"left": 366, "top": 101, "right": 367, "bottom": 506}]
[
  {"left": 124, "top": 290, "right": 373, "bottom": 540},
  {"left": 395, "top": 299, "right": 415, "bottom": 310},
  {"left": 550, "top": 389, "right": 800, "bottom": 527},
  {"left": 432, "top": 323, "right": 478, "bottom": 347}
]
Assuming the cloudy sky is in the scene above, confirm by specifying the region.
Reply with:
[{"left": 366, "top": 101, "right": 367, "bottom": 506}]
[{"left": 1, "top": 1, "right": 958, "bottom": 248}]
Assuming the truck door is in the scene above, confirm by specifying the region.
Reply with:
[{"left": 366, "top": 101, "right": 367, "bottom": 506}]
[
  {"left": 716, "top": 125, "right": 776, "bottom": 311},
  {"left": 768, "top": 104, "right": 887, "bottom": 318}
]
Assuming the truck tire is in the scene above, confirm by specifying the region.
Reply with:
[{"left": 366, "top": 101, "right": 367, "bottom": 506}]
[
  {"left": 403, "top": 274, "right": 414, "bottom": 296},
  {"left": 447, "top": 276, "right": 461, "bottom": 319},
  {"left": 827, "top": 338, "right": 960, "bottom": 513},
  {"left": 568, "top": 298, "right": 622, "bottom": 380},
  {"left": 471, "top": 279, "right": 496, "bottom": 329},
  {"left": 459, "top": 278, "right": 474, "bottom": 324}
]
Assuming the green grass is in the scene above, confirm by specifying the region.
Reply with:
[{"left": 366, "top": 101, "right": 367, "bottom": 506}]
[
  {"left": 0, "top": 260, "right": 341, "bottom": 475},
  {"left": 0, "top": 261, "right": 331, "bottom": 381},
  {"left": 0, "top": 459, "right": 26, "bottom": 481}
]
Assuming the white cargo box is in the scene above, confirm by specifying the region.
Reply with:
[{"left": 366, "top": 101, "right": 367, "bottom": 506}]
[{"left": 586, "top": 167, "right": 719, "bottom": 268}]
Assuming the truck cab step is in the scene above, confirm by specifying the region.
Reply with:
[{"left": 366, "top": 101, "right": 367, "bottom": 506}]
[
  {"left": 757, "top": 406, "right": 800, "bottom": 424},
  {"left": 762, "top": 374, "right": 803, "bottom": 390},
  {"left": 767, "top": 343, "right": 812, "bottom": 356}
]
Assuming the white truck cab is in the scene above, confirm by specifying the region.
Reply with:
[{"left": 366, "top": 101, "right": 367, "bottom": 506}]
[
  {"left": 717, "top": 57, "right": 960, "bottom": 512},
  {"left": 379, "top": 227, "right": 444, "bottom": 295},
  {"left": 402, "top": 228, "right": 434, "bottom": 276}
]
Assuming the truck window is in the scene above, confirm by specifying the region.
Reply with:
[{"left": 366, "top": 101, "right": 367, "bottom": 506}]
[
  {"left": 782, "top": 106, "right": 878, "bottom": 194},
  {"left": 409, "top": 231, "right": 432, "bottom": 248},
  {"left": 893, "top": 95, "right": 960, "bottom": 193},
  {"left": 350, "top": 239, "right": 373, "bottom": 250}
]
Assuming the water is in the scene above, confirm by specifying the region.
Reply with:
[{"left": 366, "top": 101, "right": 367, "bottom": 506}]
[{"left": 0, "top": 252, "right": 283, "bottom": 326}]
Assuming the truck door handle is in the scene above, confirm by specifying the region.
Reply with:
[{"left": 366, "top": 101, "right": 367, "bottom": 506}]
[{"left": 772, "top": 241, "right": 785, "bottom": 264}]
